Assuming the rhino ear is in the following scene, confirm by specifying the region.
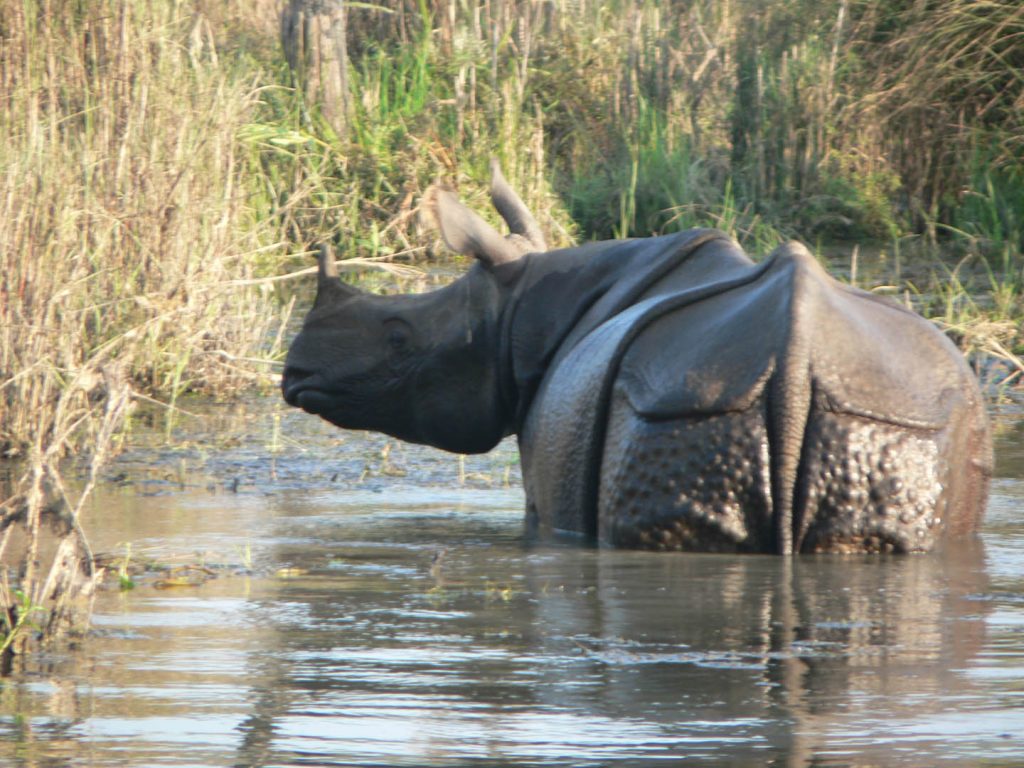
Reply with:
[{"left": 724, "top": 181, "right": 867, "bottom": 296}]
[
  {"left": 489, "top": 159, "right": 546, "bottom": 252},
  {"left": 424, "top": 186, "right": 523, "bottom": 267}
]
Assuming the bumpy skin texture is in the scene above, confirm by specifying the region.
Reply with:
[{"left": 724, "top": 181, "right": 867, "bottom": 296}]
[
  {"left": 597, "top": 394, "right": 957, "bottom": 553},
  {"left": 598, "top": 390, "right": 774, "bottom": 551},
  {"left": 284, "top": 217, "right": 992, "bottom": 554}
]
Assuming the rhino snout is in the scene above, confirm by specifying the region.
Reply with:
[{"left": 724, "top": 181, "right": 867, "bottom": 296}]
[
  {"left": 282, "top": 366, "right": 357, "bottom": 419},
  {"left": 281, "top": 365, "right": 318, "bottom": 407}
]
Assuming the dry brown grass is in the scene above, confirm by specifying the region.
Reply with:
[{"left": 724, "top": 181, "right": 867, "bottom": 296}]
[{"left": 0, "top": 0, "right": 292, "bottom": 660}]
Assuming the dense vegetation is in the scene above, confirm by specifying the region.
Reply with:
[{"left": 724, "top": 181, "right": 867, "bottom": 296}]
[
  {"left": 0, "top": 0, "right": 1021, "bottom": 655},
  {"left": 3, "top": 0, "right": 1023, "bottom": 450},
  {"left": 261, "top": 0, "right": 1024, "bottom": 248}
]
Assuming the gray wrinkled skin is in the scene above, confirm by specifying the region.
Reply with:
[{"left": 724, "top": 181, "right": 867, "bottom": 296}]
[{"left": 282, "top": 170, "right": 992, "bottom": 554}]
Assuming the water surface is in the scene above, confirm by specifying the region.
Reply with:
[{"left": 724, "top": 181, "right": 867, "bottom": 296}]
[{"left": 1, "top": 400, "right": 1023, "bottom": 767}]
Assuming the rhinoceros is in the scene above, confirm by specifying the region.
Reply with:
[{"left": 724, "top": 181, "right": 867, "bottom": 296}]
[{"left": 282, "top": 164, "right": 992, "bottom": 554}]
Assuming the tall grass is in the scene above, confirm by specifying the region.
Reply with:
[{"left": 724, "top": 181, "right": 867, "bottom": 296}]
[
  {"left": 0, "top": 0, "right": 290, "bottom": 660},
  {"left": 855, "top": 1, "right": 1024, "bottom": 244},
  {"left": 246, "top": 5, "right": 577, "bottom": 268},
  {"left": 1, "top": 1, "right": 290, "bottom": 449},
  {"left": 252, "top": 0, "right": 1019, "bottom": 254}
]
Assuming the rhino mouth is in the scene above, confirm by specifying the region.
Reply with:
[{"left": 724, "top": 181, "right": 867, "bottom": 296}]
[
  {"left": 292, "top": 388, "right": 337, "bottom": 415},
  {"left": 284, "top": 369, "right": 366, "bottom": 426},
  {"left": 282, "top": 367, "right": 330, "bottom": 413}
]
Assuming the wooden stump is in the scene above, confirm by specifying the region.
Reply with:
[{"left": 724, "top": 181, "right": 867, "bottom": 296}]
[{"left": 280, "top": 0, "right": 352, "bottom": 137}]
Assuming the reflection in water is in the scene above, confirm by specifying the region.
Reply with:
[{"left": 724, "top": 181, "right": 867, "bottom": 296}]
[
  {"left": 227, "top": 506, "right": 1000, "bottom": 767},
  {"left": 0, "top": 404, "right": 1021, "bottom": 766}
]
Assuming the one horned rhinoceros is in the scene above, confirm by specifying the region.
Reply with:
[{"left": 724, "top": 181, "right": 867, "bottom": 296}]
[{"left": 282, "top": 164, "right": 992, "bottom": 554}]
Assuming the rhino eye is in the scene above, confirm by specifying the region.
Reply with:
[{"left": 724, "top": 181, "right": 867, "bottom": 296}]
[
  {"left": 388, "top": 329, "right": 407, "bottom": 349},
  {"left": 383, "top": 319, "right": 412, "bottom": 353}
]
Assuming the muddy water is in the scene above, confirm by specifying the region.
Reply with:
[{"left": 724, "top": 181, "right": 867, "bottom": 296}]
[{"left": 2, "top": 400, "right": 1024, "bottom": 767}]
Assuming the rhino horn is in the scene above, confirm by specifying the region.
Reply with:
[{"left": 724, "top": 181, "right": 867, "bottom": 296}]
[
  {"left": 313, "top": 243, "right": 358, "bottom": 307},
  {"left": 425, "top": 186, "right": 523, "bottom": 267},
  {"left": 489, "top": 159, "right": 546, "bottom": 253}
]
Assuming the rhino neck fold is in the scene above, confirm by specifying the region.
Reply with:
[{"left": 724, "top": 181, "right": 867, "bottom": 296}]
[{"left": 503, "top": 229, "right": 748, "bottom": 431}]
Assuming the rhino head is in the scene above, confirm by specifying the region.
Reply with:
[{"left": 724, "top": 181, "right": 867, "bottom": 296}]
[{"left": 281, "top": 162, "right": 545, "bottom": 454}]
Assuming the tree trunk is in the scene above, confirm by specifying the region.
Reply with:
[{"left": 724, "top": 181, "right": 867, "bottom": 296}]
[{"left": 280, "top": 0, "right": 352, "bottom": 138}]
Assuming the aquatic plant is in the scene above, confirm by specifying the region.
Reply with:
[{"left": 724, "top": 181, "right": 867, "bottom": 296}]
[
  {"left": 117, "top": 544, "right": 136, "bottom": 592},
  {"left": 0, "top": 590, "right": 46, "bottom": 672}
]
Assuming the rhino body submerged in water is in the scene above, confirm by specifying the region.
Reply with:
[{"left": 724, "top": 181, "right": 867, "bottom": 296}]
[{"left": 282, "top": 165, "right": 992, "bottom": 554}]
